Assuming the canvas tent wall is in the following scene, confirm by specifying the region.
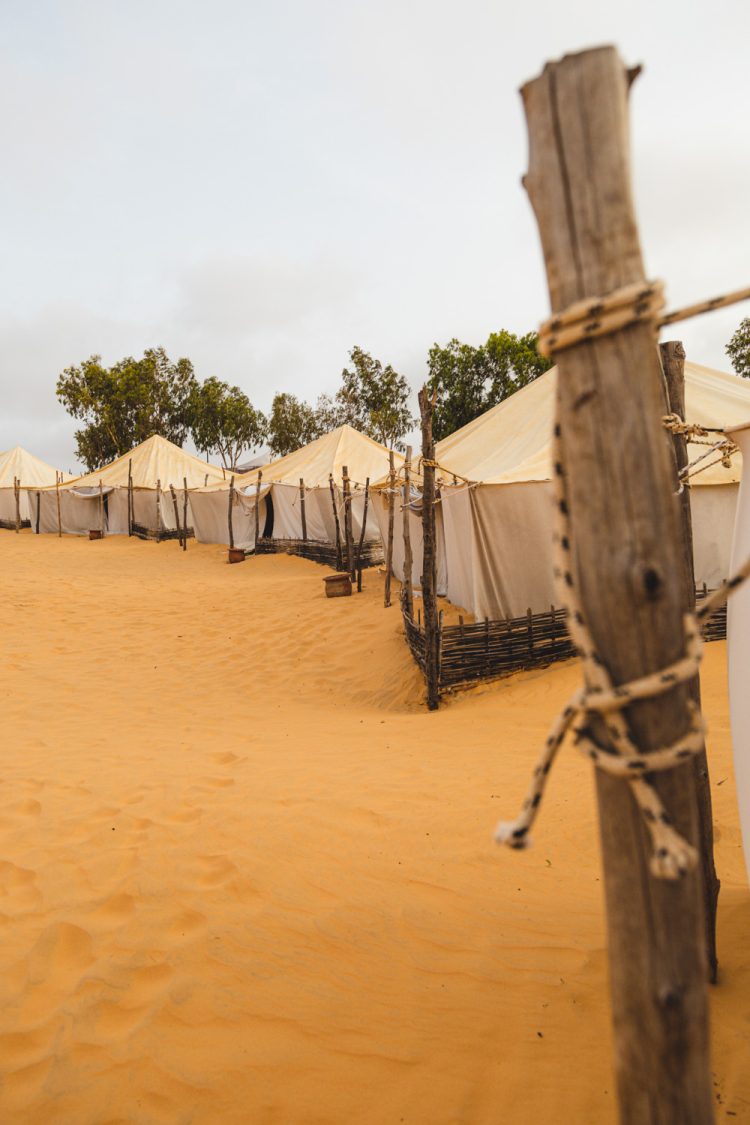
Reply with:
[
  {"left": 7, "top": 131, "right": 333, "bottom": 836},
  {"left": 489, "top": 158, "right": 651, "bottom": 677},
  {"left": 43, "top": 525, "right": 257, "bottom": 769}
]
[
  {"left": 192, "top": 426, "right": 399, "bottom": 552},
  {"left": 37, "top": 435, "right": 225, "bottom": 537},
  {"left": 0, "top": 447, "right": 72, "bottom": 528},
  {"left": 430, "top": 360, "right": 750, "bottom": 621}
]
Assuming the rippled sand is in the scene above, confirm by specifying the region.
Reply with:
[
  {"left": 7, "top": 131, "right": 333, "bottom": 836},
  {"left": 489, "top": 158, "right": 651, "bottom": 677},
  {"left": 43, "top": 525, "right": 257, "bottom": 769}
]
[{"left": 1, "top": 532, "right": 748, "bottom": 1123}]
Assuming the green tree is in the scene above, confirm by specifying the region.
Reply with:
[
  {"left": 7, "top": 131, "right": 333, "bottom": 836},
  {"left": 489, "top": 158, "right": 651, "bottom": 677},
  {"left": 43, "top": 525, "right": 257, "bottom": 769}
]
[
  {"left": 57, "top": 347, "right": 197, "bottom": 470},
  {"left": 189, "top": 377, "right": 266, "bottom": 470},
  {"left": 336, "top": 346, "right": 413, "bottom": 449},
  {"left": 727, "top": 317, "right": 750, "bottom": 379},
  {"left": 267, "top": 392, "right": 322, "bottom": 457},
  {"left": 427, "top": 330, "right": 551, "bottom": 440}
]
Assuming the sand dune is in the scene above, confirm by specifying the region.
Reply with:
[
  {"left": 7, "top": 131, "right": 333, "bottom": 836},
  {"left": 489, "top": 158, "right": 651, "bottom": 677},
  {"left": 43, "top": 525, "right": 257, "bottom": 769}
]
[{"left": 1, "top": 532, "right": 748, "bottom": 1123}]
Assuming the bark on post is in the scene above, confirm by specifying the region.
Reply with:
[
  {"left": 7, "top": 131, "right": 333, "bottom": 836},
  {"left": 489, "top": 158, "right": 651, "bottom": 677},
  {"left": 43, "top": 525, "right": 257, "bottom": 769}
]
[
  {"left": 342, "top": 465, "right": 354, "bottom": 578},
  {"left": 170, "top": 484, "right": 182, "bottom": 548},
  {"left": 99, "top": 480, "right": 104, "bottom": 537},
  {"left": 128, "top": 460, "right": 133, "bottom": 536},
  {"left": 182, "top": 477, "right": 188, "bottom": 551},
  {"left": 384, "top": 451, "right": 395, "bottom": 609},
  {"left": 356, "top": 477, "right": 370, "bottom": 593},
  {"left": 228, "top": 475, "right": 235, "bottom": 550},
  {"left": 660, "top": 339, "right": 720, "bottom": 983},
  {"left": 35, "top": 491, "right": 41, "bottom": 535},
  {"left": 254, "top": 470, "right": 262, "bottom": 551},
  {"left": 155, "top": 480, "right": 161, "bottom": 542},
  {"left": 299, "top": 478, "right": 307, "bottom": 541},
  {"left": 522, "top": 47, "right": 711, "bottom": 1122},
  {"left": 14, "top": 476, "right": 20, "bottom": 532},
  {"left": 56, "top": 475, "right": 62, "bottom": 537},
  {"left": 419, "top": 389, "right": 439, "bottom": 710},
  {"left": 401, "top": 446, "right": 414, "bottom": 617},
  {"left": 329, "top": 475, "right": 343, "bottom": 571}
]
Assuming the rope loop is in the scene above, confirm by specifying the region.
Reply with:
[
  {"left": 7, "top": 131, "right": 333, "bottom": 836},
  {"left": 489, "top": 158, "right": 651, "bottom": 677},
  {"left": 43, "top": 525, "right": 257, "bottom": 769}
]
[{"left": 538, "top": 280, "right": 666, "bottom": 358}]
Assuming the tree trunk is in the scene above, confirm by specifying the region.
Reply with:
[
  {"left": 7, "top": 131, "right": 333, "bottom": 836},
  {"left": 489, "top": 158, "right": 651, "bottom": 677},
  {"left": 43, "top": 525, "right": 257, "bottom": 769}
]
[
  {"left": 522, "top": 47, "right": 712, "bottom": 1123},
  {"left": 419, "top": 389, "right": 439, "bottom": 711},
  {"left": 660, "top": 339, "right": 720, "bottom": 983},
  {"left": 384, "top": 452, "right": 395, "bottom": 608},
  {"left": 402, "top": 446, "right": 414, "bottom": 617}
]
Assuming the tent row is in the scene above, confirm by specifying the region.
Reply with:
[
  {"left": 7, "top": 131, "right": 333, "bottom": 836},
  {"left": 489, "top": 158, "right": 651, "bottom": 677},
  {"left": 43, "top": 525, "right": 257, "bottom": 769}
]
[{"left": 371, "top": 361, "right": 750, "bottom": 619}]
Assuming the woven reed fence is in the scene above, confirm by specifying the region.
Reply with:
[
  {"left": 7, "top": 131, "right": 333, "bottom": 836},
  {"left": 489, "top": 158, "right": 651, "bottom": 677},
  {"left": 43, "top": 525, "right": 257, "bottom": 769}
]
[
  {"left": 256, "top": 537, "right": 384, "bottom": 569},
  {"left": 0, "top": 519, "right": 31, "bottom": 531},
  {"left": 403, "top": 584, "right": 727, "bottom": 693},
  {"left": 131, "top": 523, "right": 194, "bottom": 543}
]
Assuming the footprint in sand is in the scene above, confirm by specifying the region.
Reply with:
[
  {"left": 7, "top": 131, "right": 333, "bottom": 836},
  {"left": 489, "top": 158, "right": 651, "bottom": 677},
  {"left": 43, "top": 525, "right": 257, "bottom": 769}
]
[
  {"left": 27, "top": 922, "right": 94, "bottom": 990},
  {"left": 87, "top": 893, "right": 136, "bottom": 929},
  {"left": 195, "top": 855, "right": 238, "bottom": 887},
  {"left": 8, "top": 798, "right": 42, "bottom": 817},
  {"left": 209, "top": 751, "right": 242, "bottom": 765},
  {"left": 0, "top": 861, "right": 42, "bottom": 910}
]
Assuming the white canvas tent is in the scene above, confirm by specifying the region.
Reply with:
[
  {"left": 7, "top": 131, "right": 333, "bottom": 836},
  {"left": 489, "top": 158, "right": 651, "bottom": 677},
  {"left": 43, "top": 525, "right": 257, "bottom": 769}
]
[
  {"left": 379, "top": 361, "right": 750, "bottom": 621},
  {"left": 0, "top": 447, "right": 72, "bottom": 529},
  {"left": 191, "top": 425, "right": 400, "bottom": 551},
  {"left": 37, "top": 435, "right": 226, "bottom": 537}
]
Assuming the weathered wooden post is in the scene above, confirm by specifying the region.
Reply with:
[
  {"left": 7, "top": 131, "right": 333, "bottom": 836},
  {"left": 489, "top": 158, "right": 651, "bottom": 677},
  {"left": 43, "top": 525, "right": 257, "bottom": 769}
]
[
  {"left": 14, "top": 476, "right": 20, "bottom": 532},
  {"left": 342, "top": 465, "right": 354, "bottom": 578},
  {"left": 356, "top": 477, "right": 370, "bottom": 593},
  {"left": 98, "top": 480, "right": 104, "bottom": 537},
  {"left": 384, "top": 451, "right": 395, "bottom": 609},
  {"left": 419, "top": 388, "right": 439, "bottom": 710},
  {"left": 661, "top": 339, "right": 720, "bottom": 982},
  {"left": 254, "top": 470, "right": 262, "bottom": 551},
  {"left": 521, "top": 47, "right": 712, "bottom": 1121},
  {"left": 228, "top": 475, "right": 235, "bottom": 550},
  {"left": 170, "top": 484, "right": 182, "bottom": 548},
  {"left": 328, "top": 474, "right": 343, "bottom": 570},
  {"left": 35, "top": 491, "right": 41, "bottom": 534},
  {"left": 127, "top": 459, "right": 133, "bottom": 536},
  {"left": 182, "top": 477, "right": 188, "bottom": 551},
  {"left": 401, "top": 446, "right": 414, "bottom": 617},
  {"left": 299, "top": 478, "right": 307, "bottom": 541},
  {"left": 155, "top": 480, "right": 161, "bottom": 541},
  {"left": 56, "top": 473, "right": 62, "bottom": 537}
]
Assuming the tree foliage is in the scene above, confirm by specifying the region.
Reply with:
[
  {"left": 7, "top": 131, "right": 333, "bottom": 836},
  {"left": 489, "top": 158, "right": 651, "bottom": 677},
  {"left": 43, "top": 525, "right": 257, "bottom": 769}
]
[
  {"left": 189, "top": 377, "right": 266, "bottom": 470},
  {"left": 267, "top": 393, "right": 322, "bottom": 457},
  {"left": 56, "top": 347, "right": 197, "bottom": 470},
  {"left": 337, "top": 347, "right": 413, "bottom": 449},
  {"left": 427, "top": 330, "right": 552, "bottom": 440},
  {"left": 727, "top": 317, "right": 750, "bottom": 379}
]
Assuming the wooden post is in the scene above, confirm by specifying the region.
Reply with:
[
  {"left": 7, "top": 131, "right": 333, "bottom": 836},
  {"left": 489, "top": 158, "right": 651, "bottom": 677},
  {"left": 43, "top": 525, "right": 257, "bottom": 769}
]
[
  {"left": 183, "top": 477, "right": 188, "bottom": 551},
  {"left": 228, "top": 475, "right": 235, "bottom": 550},
  {"left": 419, "top": 389, "right": 439, "bottom": 710},
  {"left": 402, "top": 446, "right": 414, "bottom": 617},
  {"left": 522, "top": 48, "right": 711, "bottom": 1121},
  {"left": 99, "top": 480, "right": 104, "bottom": 537},
  {"left": 356, "top": 477, "right": 370, "bottom": 593},
  {"left": 14, "top": 476, "right": 20, "bottom": 532},
  {"left": 56, "top": 474, "right": 62, "bottom": 538},
  {"left": 342, "top": 465, "right": 354, "bottom": 578},
  {"left": 128, "top": 459, "right": 133, "bottom": 536},
  {"left": 35, "top": 490, "right": 41, "bottom": 534},
  {"left": 329, "top": 474, "right": 343, "bottom": 570},
  {"left": 384, "top": 451, "right": 395, "bottom": 608},
  {"left": 661, "top": 339, "right": 720, "bottom": 983},
  {"left": 254, "top": 470, "right": 262, "bottom": 551},
  {"left": 155, "top": 480, "right": 161, "bottom": 541},
  {"left": 170, "top": 484, "right": 182, "bottom": 548},
  {"left": 299, "top": 478, "right": 307, "bottom": 541}
]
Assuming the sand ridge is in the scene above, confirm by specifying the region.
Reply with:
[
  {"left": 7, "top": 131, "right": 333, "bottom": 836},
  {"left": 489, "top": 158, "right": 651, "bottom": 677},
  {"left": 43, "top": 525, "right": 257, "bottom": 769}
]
[{"left": 1, "top": 532, "right": 749, "bottom": 1123}]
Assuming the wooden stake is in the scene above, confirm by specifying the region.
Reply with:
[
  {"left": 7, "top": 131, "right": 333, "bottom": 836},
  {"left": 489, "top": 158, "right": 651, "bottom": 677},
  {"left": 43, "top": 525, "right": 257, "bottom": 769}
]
[
  {"left": 254, "top": 470, "right": 262, "bottom": 551},
  {"left": 402, "top": 446, "right": 414, "bottom": 617},
  {"left": 299, "top": 478, "right": 307, "bottom": 541},
  {"left": 419, "top": 390, "right": 439, "bottom": 710},
  {"left": 170, "top": 484, "right": 182, "bottom": 548},
  {"left": 183, "top": 477, "right": 188, "bottom": 551},
  {"left": 329, "top": 474, "right": 343, "bottom": 571},
  {"left": 356, "top": 477, "right": 370, "bottom": 593},
  {"left": 99, "top": 480, "right": 104, "bottom": 537},
  {"left": 56, "top": 474, "right": 62, "bottom": 538},
  {"left": 384, "top": 451, "right": 395, "bottom": 609},
  {"left": 14, "top": 476, "right": 20, "bottom": 533},
  {"left": 228, "top": 475, "right": 235, "bottom": 550},
  {"left": 342, "top": 465, "right": 354, "bottom": 579},
  {"left": 155, "top": 480, "right": 161, "bottom": 542},
  {"left": 661, "top": 339, "right": 720, "bottom": 983},
  {"left": 522, "top": 47, "right": 711, "bottom": 1121},
  {"left": 128, "top": 459, "right": 133, "bottom": 536},
  {"left": 35, "top": 490, "right": 40, "bottom": 535}
]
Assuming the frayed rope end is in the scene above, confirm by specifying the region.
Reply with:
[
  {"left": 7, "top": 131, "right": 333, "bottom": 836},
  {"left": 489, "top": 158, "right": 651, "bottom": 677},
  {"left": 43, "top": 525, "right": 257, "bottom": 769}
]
[
  {"left": 494, "top": 820, "right": 532, "bottom": 850},
  {"left": 648, "top": 840, "right": 699, "bottom": 881}
]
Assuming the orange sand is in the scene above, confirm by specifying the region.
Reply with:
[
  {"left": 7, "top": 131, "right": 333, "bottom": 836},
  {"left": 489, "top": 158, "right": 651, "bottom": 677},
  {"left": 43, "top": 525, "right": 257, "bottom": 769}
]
[{"left": 1, "top": 533, "right": 749, "bottom": 1123}]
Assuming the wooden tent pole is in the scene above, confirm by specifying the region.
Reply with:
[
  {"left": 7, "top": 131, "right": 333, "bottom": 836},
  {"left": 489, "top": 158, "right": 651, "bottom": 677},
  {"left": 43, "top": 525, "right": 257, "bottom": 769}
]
[
  {"left": 14, "top": 476, "right": 20, "bottom": 533},
  {"left": 127, "top": 459, "right": 133, "bottom": 536},
  {"left": 342, "top": 465, "right": 354, "bottom": 578},
  {"left": 228, "top": 475, "right": 235, "bottom": 550},
  {"left": 155, "top": 479, "right": 161, "bottom": 542},
  {"left": 299, "top": 478, "right": 307, "bottom": 541},
  {"left": 99, "top": 480, "right": 104, "bottom": 537},
  {"left": 384, "top": 451, "right": 395, "bottom": 608},
  {"left": 356, "top": 477, "right": 370, "bottom": 593},
  {"left": 660, "top": 339, "right": 720, "bottom": 983},
  {"left": 254, "top": 470, "right": 262, "bottom": 551},
  {"left": 418, "top": 390, "right": 439, "bottom": 710},
  {"left": 402, "top": 446, "right": 414, "bottom": 617},
  {"left": 56, "top": 474, "right": 62, "bottom": 538},
  {"left": 35, "top": 490, "right": 41, "bottom": 535},
  {"left": 521, "top": 47, "right": 711, "bottom": 1121},
  {"left": 182, "top": 477, "right": 188, "bottom": 551},
  {"left": 170, "top": 484, "right": 181, "bottom": 549},
  {"left": 329, "top": 474, "right": 342, "bottom": 570}
]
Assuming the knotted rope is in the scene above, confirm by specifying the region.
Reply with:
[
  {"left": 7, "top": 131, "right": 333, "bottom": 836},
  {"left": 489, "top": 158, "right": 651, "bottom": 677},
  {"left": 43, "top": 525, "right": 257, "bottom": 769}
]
[{"left": 497, "top": 277, "right": 750, "bottom": 880}]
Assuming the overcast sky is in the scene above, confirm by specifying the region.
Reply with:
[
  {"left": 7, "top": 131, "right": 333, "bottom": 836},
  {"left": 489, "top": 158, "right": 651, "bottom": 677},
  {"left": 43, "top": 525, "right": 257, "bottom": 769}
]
[{"left": 1, "top": 0, "right": 748, "bottom": 471}]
